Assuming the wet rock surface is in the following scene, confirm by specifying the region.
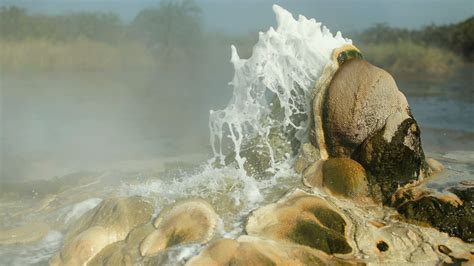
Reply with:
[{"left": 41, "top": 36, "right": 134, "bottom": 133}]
[
  {"left": 305, "top": 49, "right": 472, "bottom": 261},
  {"left": 88, "top": 223, "right": 155, "bottom": 266},
  {"left": 246, "top": 189, "right": 353, "bottom": 255},
  {"left": 50, "top": 226, "right": 116, "bottom": 266},
  {"left": 51, "top": 196, "right": 153, "bottom": 265},
  {"left": 224, "top": 126, "right": 300, "bottom": 177},
  {"left": 450, "top": 182, "right": 474, "bottom": 204},
  {"left": 63, "top": 196, "right": 153, "bottom": 243},
  {"left": 187, "top": 236, "right": 339, "bottom": 266},
  {"left": 328, "top": 191, "right": 473, "bottom": 264},
  {"left": 186, "top": 187, "right": 474, "bottom": 265},
  {"left": 396, "top": 184, "right": 474, "bottom": 243},
  {"left": 295, "top": 143, "right": 321, "bottom": 174},
  {"left": 224, "top": 137, "right": 273, "bottom": 177},
  {"left": 88, "top": 241, "right": 132, "bottom": 266},
  {"left": 140, "top": 199, "right": 218, "bottom": 257},
  {"left": 310, "top": 56, "right": 430, "bottom": 206},
  {"left": 321, "top": 158, "right": 369, "bottom": 199},
  {"left": 353, "top": 118, "right": 427, "bottom": 204},
  {"left": 303, "top": 158, "right": 370, "bottom": 200},
  {"left": 303, "top": 158, "right": 372, "bottom": 202}
]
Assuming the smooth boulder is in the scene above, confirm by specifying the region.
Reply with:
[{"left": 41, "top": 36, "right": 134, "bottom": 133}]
[
  {"left": 88, "top": 223, "right": 155, "bottom": 266},
  {"left": 312, "top": 57, "right": 429, "bottom": 205},
  {"left": 51, "top": 196, "right": 153, "bottom": 266},
  {"left": 246, "top": 189, "right": 353, "bottom": 255},
  {"left": 186, "top": 236, "right": 346, "bottom": 266},
  {"left": 303, "top": 158, "right": 372, "bottom": 202},
  {"left": 323, "top": 59, "right": 409, "bottom": 157},
  {"left": 140, "top": 199, "right": 218, "bottom": 257},
  {"left": 322, "top": 58, "right": 411, "bottom": 158}
]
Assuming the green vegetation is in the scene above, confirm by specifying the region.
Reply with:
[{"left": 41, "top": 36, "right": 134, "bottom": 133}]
[
  {"left": 0, "top": 6, "right": 123, "bottom": 44},
  {"left": 357, "top": 17, "right": 474, "bottom": 61},
  {"left": 0, "top": 2, "right": 472, "bottom": 77},
  {"left": 360, "top": 41, "right": 462, "bottom": 78},
  {"left": 356, "top": 17, "right": 473, "bottom": 78},
  {"left": 0, "top": 38, "right": 156, "bottom": 71},
  {"left": 131, "top": 0, "right": 203, "bottom": 61},
  {"left": 0, "top": 1, "right": 207, "bottom": 71}
]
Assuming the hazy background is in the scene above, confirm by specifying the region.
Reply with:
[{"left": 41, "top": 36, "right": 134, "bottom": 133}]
[
  {"left": 3, "top": 0, "right": 473, "bottom": 33},
  {"left": 1, "top": 0, "right": 473, "bottom": 183}
]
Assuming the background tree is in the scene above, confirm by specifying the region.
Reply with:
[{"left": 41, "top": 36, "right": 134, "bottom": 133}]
[
  {"left": 0, "top": 6, "right": 30, "bottom": 40},
  {"left": 0, "top": 6, "right": 122, "bottom": 43},
  {"left": 54, "top": 12, "right": 123, "bottom": 43},
  {"left": 130, "top": 0, "right": 203, "bottom": 63},
  {"left": 451, "top": 17, "right": 474, "bottom": 60}
]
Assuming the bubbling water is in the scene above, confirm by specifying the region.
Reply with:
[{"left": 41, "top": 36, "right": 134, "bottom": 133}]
[{"left": 209, "top": 5, "right": 352, "bottom": 173}]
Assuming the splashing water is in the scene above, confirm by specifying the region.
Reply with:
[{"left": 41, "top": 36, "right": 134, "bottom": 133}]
[
  {"left": 0, "top": 231, "right": 63, "bottom": 266},
  {"left": 121, "top": 3, "right": 355, "bottom": 246},
  {"left": 123, "top": 4, "right": 355, "bottom": 235},
  {"left": 0, "top": 6, "right": 357, "bottom": 265},
  {"left": 209, "top": 5, "right": 352, "bottom": 172}
]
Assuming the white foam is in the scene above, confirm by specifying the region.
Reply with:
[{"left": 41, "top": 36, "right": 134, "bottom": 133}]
[
  {"left": 63, "top": 198, "right": 103, "bottom": 224},
  {"left": 209, "top": 5, "right": 351, "bottom": 172},
  {"left": 121, "top": 164, "right": 264, "bottom": 211},
  {"left": 174, "top": 244, "right": 202, "bottom": 263}
]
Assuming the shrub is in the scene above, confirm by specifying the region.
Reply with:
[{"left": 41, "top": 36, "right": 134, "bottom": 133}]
[
  {"left": 0, "top": 38, "right": 157, "bottom": 71},
  {"left": 360, "top": 41, "right": 463, "bottom": 78}
]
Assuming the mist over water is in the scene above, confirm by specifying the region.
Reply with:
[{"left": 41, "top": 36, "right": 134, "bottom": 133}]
[{"left": 1, "top": 66, "right": 233, "bottom": 181}]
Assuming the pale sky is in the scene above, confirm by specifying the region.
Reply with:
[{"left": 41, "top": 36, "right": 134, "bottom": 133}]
[{"left": 1, "top": 0, "right": 473, "bottom": 34}]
